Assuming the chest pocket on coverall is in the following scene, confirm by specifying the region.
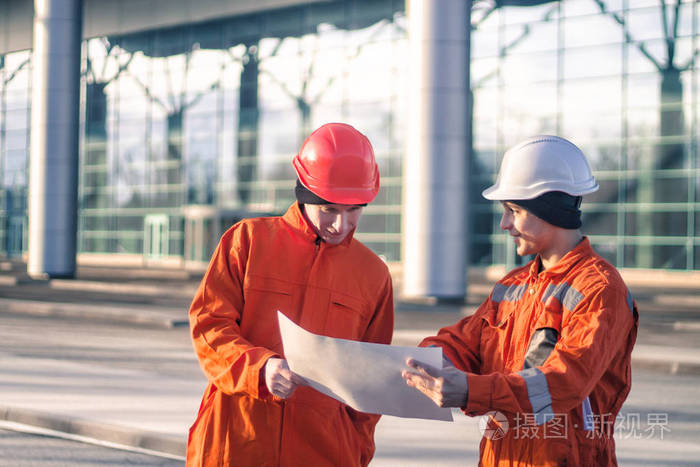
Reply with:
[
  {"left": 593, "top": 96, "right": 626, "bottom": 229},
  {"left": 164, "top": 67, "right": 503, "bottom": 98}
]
[
  {"left": 241, "top": 274, "right": 293, "bottom": 353},
  {"left": 480, "top": 301, "right": 515, "bottom": 372},
  {"left": 325, "top": 292, "right": 368, "bottom": 339}
]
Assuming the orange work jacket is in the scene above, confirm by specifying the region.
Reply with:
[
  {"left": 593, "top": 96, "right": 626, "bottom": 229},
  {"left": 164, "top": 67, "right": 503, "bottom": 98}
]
[
  {"left": 187, "top": 202, "right": 394, "bottom": 467},
  {"left": 422, "top": 238, "right": 638, "bottom": 466}
]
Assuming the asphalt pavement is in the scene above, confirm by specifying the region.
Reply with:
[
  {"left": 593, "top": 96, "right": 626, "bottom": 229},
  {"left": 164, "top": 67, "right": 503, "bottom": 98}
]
[
  {"left": 0, "top": 424, "right": 181, "bottom": 467},
  {"left": 0, "top": 259, "right": 698, "bottom": 464}
]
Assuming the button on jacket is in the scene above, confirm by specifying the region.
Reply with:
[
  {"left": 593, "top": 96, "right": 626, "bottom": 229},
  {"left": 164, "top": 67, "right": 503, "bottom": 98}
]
[
  {"left": 187, "top": 202, "right": 394, "bottom": 467},
  {"left": 422, "top": 238, "right": 638, "bottom": 466}
]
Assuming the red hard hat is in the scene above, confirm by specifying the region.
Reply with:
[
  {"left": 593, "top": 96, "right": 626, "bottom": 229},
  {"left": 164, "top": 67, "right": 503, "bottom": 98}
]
[{"left": 292, "top": 123, "right": 380, "bottom": 205}]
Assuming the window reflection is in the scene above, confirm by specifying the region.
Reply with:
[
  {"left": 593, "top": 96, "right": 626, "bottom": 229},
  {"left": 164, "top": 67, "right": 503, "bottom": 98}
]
[
  {"left": 474, "top": 1, "right": 700, "bottom": 270},
  {"left": 2, "top": 1, "right": 698, "bottom": 269},
  {"left": 73, "top": 1, "right": 406, "bottom": 260},
  {"left": 0, "top": 51, "right": 31, "bottom": 256}
]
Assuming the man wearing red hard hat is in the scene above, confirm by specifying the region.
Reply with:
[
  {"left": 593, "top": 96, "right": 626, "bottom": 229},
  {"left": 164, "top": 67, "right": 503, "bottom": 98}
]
[
  {"left": 403, "top": 135, "right": 639, "bottom": 466},
  {"left": 187, "top": 123, "right": 393, "bottom": 466}
]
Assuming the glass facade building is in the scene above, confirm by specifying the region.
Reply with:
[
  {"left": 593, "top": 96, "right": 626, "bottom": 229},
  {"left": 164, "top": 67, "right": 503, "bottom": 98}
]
[
  {"left": 0, "top": 50, "right": 31, "bottom": 258},
  {"left": 78, "top": 1, "right": 406, "bottom": 265},
  {"left": 470, "top": 0, "right": 700, "bottom": 270},
  {"left": 1, "top": 0, "right": 699, "bottom": 271}
]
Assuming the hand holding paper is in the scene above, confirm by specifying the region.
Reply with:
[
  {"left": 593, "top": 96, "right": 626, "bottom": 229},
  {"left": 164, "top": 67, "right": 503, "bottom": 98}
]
[
  {"left": 277, "top": 311, "right": 453, "bottom": 421},
  {"left": 264, "top": 357, "right": 305, "bottom": 399},
  {"left": 402, "top": 358, "right": 468, "bottom": 408}
]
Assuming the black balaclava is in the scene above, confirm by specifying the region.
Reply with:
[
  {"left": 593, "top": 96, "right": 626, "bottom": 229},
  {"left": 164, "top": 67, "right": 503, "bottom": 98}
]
[
  {"left": 511, "top": 191, "right": 583, "bottom": 229},
  {"left": 294, "top": 179, "right": 367, "bottom": 206},
  {"left": 295, "top": 179, "right": 331, "bottom": 205}
]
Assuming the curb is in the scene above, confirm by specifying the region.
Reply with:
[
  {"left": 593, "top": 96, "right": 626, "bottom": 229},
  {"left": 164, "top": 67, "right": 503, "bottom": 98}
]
[
  {"left": 49, "top": 279, "right": 198, "bottom": 298},
  {"left": 630, "top": 345, "right": 700, "bottom": 376},
  {"left": 0, "top": 298, "right": 188, "bottom": 328},
  {"left": 631, "top": 359, "right": 700, "bottom": 376},
  {"left": 0, "top": 405, "right": 185, "bottom": 458}
]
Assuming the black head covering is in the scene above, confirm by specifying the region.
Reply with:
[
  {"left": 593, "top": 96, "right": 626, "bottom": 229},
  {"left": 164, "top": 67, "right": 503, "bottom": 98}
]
[
  {"left": 294, "top": 179, "right": 367, "bottom": 206},
  {"left": 511, "top": 191, "right": 583, "bottom": 229},
  {"left": 295, "top": 179, "right": 331, "bottom": 204}
]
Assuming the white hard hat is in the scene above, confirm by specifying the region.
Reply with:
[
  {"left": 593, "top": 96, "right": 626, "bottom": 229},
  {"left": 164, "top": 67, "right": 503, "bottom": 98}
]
[{"left": 482, "top": 135, "right": 599, "bottom": 200}]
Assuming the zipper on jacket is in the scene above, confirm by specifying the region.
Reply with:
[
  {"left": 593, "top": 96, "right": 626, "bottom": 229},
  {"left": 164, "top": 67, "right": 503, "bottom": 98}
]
[{"left": 280, "top": 236, "right": 321, "bottom": 465}]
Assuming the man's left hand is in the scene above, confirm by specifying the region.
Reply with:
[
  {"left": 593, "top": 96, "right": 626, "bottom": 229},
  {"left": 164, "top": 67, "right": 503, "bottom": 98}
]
[{"left": 402, "top": 358, "right": 468, "bottom": 408}]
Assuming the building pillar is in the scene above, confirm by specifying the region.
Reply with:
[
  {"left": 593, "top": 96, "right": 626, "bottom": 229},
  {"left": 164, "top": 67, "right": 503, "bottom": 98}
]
[
  {"left": 402, "top": 0, "right": 470, "bottom": 301},
  {"left": 28, "top": 0, "right": 83, "bottom": 278}
]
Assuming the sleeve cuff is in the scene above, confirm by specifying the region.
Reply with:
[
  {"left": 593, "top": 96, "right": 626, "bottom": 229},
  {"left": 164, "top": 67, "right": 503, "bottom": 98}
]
[
  {"left": 249, "top": 349, "right": 280, "bottom": 401},
  {"left": 462, "top": 373, "right": 493, "bottom": 416}
]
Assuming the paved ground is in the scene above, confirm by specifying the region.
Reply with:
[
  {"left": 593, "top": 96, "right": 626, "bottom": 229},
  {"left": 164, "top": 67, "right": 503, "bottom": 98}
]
[
  {"left": 0, "top": 260, "right": 699, "bottom": 465},
  {"left": 0, "top": 425, "right": 181, "bottom": 467}
]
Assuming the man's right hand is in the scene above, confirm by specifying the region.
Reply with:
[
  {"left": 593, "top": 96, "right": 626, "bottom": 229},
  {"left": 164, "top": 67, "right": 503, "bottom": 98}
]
[{"left": 264, "top": 358, "right": 305, "bottom": 399}]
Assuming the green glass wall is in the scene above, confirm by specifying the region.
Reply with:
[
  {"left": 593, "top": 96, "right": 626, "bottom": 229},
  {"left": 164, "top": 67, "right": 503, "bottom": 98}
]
[
  {"left": 78, "top": 0, "right": 406, "bottom": 262},
  {"left": 2, "top": 0, "right": 699, "bottom": 271},
  {"left": 0, "top": 50, "right": 31, "bottom": 258},
  {"left": 471, "top": 0, "right": 700, "bottom": 270}
]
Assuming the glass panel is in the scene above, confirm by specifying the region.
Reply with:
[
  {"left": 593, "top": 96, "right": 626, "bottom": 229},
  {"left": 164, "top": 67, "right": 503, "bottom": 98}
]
[
  {"left": 627, "top": 7, "right": 665, "bottom": 42},
  {"left": 652, "top": 211, "right": 687, "bottom": 236},
  {"left": 357, "top": 213, "right": 401, "bottom": 234},
  {"left": 563, "top": 44, "right": 622, "bottom": 79},
  {"left": 676, "top": 3, "right": 696, "bottom": 37},
  {"left": 471, "top": 240, "right": 494, "bottom": 266},
  {"left": 623, "top": 245, "right": 637, "bottom": 268},
  {"left": 562, "top": 110, "right": 621, "bottom": 142},
  {"left": 371, "top": 184, "right": 401, "bottom": 206},
  {"left": 653, "top": 245, "right": 687, "bottom": 269},
  {"left": 567, "top": 73, "right": 623, "bottom": 115},
  {"left": 501, "top": 51, "right": 558, "bottom": 85},
  {"left": 585, "top": 179, "right": 619, "bottom": 204},
  {"left": 562, "top": 0, "right": 623, "bottom": 17},
  {"left": 502, "top": 20, "right": 558, "bottom": 55},
  {"left": 503, "top": 3, "right": 560, "bottom": 25},
  {"left": 564, "top": 14, "right": 622, "bottom": 47},
  {"left": 579, "top": 143, "right": 622, "bottom": 171},
  {"left": 471, "top": 30, "right": 500, "bottom": 60},
  {"left": 350, "top": 0, "right": 398, "bottom": 28},
  {"left": 583, "top": 211, "right": 618, "bottom": 235},
  {"left": 3, "top": 109, "right": 29, "bottom": 130},
  {"left": 471, "top": 56, "right": 500, "bottom": 87},
  {"left": 590, "top": 239, "right": 617, "bottom": 265},
  {"left": 264, "top": 8, "right": 303, "bottom": 37},
  {"left": 627, "top": 40, "right": 665, "bottom": 74},
  {"left": 627, "top": 72, "right": 661, "bottom": 109}
]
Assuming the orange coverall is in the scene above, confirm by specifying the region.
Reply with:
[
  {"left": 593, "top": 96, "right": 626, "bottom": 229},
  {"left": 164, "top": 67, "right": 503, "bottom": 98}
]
[
  {"left": 422, "top": 238, "right": 638, "bottom": 466},
  {"left": 187, "top": 202, "right": 394, "bottom": 467}
]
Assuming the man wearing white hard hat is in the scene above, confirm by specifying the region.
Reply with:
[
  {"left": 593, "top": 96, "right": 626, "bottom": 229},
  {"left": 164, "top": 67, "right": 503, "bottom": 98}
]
[{"left": 403, "top": 136, "right": 639, "bottom": 466}]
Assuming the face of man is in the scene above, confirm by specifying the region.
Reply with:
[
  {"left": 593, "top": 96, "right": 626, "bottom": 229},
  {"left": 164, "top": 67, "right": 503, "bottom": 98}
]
[
  {"left": 499, "top": 201, "right": 555, "bottom": 257},
  {"left": 303, "top": 204, "right": 363, "bottom": 245}
]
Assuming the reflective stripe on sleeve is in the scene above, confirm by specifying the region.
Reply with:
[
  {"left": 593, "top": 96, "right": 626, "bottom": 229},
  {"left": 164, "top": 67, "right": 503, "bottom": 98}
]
[
  {"left": 492, "top": 283, "right": 527, "bottom": 303},
  {"left": 517, "top": 367, "right": 555, "bottom": 425},
  {"left": 582, "top": 396, "right": 594, "bottom": 431},
  {"left": 541, "top": 282, "right": 584, "bottom": 311}
]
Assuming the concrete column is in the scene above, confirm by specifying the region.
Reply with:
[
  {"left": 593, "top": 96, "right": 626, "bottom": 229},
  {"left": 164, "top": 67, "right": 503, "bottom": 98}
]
[
  {"left": 28, "top": 0, "right": 83, "bottom": 278},
  {"left": 402, "top": 0, "right": 470, "bottom": 301}
]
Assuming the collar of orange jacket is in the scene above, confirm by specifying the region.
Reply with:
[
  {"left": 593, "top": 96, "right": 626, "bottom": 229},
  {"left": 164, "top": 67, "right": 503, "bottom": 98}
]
[
  {"left": 530, "top": 236, "right": 593, "bottom": 280},
  {"left": 282, "top": 201, "right": 356, "bottom": 248}
]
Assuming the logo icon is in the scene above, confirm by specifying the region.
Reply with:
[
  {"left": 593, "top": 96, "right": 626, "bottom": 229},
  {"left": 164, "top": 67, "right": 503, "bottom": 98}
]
[{"left": 478, "top": 411, "right": 509, "bottom": 440}]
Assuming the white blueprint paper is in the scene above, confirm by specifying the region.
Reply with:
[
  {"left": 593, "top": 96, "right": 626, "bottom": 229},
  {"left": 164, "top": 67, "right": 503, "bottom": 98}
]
[{"left": 277, "top": 311, "right": 453, "bottom": 421}]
